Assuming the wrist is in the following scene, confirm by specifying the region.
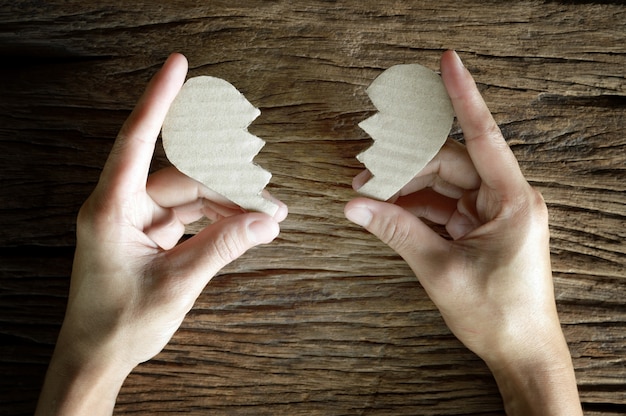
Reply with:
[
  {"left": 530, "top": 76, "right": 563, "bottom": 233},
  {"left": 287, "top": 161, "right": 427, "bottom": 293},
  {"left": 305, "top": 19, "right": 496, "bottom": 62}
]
[
  {"left": 484, "top": 328, "right": 582, "bottom": 415},
  {"left": 35, "top": 327, "right": 133, "bottom": 416}
]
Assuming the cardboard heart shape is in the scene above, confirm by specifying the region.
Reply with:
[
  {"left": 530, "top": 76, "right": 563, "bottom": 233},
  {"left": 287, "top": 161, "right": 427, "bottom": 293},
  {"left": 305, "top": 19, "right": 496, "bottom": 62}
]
[
  {"left": 357, "top": 64, "right": 455, "bottom": 201},
  {"left": 162, "top": 76, "right": 278, "bottom": 216}
]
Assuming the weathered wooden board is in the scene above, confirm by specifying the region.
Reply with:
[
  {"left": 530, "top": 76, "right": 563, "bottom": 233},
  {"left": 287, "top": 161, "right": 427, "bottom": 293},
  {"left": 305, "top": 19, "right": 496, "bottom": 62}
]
[{"left": 0, "top": 1, "right": 624, "bottom": 415}]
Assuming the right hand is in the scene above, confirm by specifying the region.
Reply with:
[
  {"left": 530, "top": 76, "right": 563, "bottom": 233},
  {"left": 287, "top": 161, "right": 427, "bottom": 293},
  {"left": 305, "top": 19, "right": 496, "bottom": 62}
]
[{"left": 345, "top": 50, "right": 581, "bottom": 414}]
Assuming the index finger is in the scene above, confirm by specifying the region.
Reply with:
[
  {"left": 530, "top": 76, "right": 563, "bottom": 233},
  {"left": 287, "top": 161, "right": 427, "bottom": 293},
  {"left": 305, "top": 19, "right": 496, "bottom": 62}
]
[
  {"left": 100, "top": 53, "right": 188, "bottom": 194},
  {"left": 399, "top": 138, "right": 480, "bottom": 199},
  {"left": 440, "top": 50, "right": 527, "bottom": 195}
]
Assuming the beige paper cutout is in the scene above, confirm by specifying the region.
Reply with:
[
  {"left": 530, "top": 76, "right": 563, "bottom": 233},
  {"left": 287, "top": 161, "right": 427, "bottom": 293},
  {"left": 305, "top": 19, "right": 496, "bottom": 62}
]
[
  {"left": 357, "top": 64, "right": 455, "bottom": 201},
  {"left": 162, "top": 76, "right": 278, "bottom": 216}
]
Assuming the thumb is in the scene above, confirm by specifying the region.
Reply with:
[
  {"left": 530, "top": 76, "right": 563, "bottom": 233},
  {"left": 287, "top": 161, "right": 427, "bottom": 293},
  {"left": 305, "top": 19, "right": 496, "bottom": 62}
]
[
  {"left": 164, "top": 213, "right": 280, "bottom": 292},
  {"left": 345, "top": 198, "right": 449, "bottom": 278}
]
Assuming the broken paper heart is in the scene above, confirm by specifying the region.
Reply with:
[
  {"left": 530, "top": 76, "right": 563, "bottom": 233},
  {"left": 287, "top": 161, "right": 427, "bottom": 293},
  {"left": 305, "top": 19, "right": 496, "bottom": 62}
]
[
  {"left": 356, "top": 64, "right": 455, "bottom": 201},
  {"left": 162, "top": 76, "right": 279, "bottom": 216},
  {"left": 162, "top": 65, "right": 452, "bottom": 214}
]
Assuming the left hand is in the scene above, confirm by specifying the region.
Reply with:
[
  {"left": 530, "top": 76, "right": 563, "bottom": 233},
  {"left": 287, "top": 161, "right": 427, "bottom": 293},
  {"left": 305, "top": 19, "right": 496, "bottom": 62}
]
[{"left": 36, "top": 53, "right": 287, "bottom": 416}]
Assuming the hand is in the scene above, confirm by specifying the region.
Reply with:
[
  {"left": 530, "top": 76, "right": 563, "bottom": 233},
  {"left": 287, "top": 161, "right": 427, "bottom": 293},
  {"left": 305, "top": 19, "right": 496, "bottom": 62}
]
[
  {"left": 36, "top": 53, "right": 287, "bottom": 416},
  {"left": 345, "top": 51, "right": 581, "bottom": 415}
]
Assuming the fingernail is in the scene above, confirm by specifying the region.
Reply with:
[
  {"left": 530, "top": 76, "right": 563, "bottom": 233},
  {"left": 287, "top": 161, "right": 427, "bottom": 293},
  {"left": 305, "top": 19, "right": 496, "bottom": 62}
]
[
  {"left": 352, "top": 170, "right": 372, "bottom": 191},
  {"left": 247, "top": 220, "right": 279, "bottom": 245},
  {"left": 451, "top": 50, "right": 465, "bottom": 68},
  {"left": 345, "top": 206, "right": 373, "bottom": 228}
]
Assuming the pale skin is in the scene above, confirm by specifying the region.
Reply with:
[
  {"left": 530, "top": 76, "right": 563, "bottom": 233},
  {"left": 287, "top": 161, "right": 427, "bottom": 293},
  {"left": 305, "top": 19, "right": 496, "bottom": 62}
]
[
  {"left": 346, "top": 50, "right": 582, "bottom": 415},
  {"left": 36, "top": 51, "right": 581, "bottom": 415},
  {"left": 35, "top": 53, "right": 288, "bottom": 416}
]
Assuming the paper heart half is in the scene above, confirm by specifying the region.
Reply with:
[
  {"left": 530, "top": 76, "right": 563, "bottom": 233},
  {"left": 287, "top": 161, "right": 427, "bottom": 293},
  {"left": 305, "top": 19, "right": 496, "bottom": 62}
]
[
  {"left": 356, "top": 64, "right": 455, "bottom": 201},
  {"left": 162, "top": 76, "right": 278, "bottom": 216}
]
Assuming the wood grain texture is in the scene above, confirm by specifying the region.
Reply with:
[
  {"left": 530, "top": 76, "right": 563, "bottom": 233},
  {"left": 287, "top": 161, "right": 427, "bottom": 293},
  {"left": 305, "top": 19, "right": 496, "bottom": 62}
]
[{"left": 0, "top": 1, "right": 624, "bottom": 414}]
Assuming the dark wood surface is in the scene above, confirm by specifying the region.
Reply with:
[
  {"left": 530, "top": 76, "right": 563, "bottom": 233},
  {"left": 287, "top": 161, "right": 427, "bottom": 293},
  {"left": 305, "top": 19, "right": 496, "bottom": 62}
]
[{"left": 1, "top": 1, "right": 624, "bottom": 414}]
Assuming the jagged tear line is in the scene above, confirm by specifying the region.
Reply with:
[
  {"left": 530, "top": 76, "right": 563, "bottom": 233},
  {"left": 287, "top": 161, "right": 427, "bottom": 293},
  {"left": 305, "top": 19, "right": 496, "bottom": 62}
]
[
  {"left": 161, "top": 76, "right": 279, "bottom": 216},
  {"left": 355, "top": 64, "right": 455, "bottom": 201}
]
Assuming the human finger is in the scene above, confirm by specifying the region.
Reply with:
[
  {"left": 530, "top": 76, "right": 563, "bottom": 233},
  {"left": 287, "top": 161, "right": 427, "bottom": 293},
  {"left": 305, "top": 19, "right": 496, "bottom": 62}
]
[
  {"left": 352, "top": 169, "right": 372, "bottom": 192},
  {"left": 395, "top": 188, "right": 484, "bottom": 240},
  {"left": 398, "top": 138, "right": 480, "bottom": 199},
  {"left": 440, "top": 50, "right": 526, "bottom": 195},
  {"left": 260, "top": 190, "right": 289, "bottom": 222},
  {"left": 154, "top": 198, "right": 233, "bottom": 226},
  {"left": 353, "top": 139, "right": 479, "bottom": 201},
  {"left": 147, "top": 167, "right": 288, "bottom": 222},
  {"left": 351, "top": 170, "right": 401, "bottom": 203},
  {"left": 148, "top": 167, "right": 238, "bottom": 209},
  {"left": 101, "top": 53, "right": 188, "bottom": 195},
  {"left": 344, "top": 197, "right": 450, "bottom": 278},
  {"left": 161, "top": 213, "right": 280, "bottom": 298},
  {"left": 445, "top": 189, "right": 481, "bottom": 240},
  {"left": 395, "top": 188, "right": 458, "bottom": 225},
  {"left": 144, "top": 205, "right": 186, "bottom": 250}
]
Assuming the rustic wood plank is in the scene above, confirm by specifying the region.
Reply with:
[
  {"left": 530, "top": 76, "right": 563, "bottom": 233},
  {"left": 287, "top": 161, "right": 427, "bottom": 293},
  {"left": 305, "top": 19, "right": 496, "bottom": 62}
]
[{"left": 0, "top": 1, "right": 624, "bottom": 414}]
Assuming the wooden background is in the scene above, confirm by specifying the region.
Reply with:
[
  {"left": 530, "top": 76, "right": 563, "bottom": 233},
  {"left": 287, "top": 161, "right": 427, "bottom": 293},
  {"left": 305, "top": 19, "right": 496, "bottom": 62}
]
[{"left": 1, "top": 1, "right": 624, "bottom": 414}]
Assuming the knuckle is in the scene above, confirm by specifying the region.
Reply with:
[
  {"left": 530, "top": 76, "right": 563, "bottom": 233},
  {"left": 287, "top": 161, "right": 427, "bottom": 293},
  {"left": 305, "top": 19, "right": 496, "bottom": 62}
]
[
  {"left": 76, "top": 193, "right": 107, "bottom": 232},
  {"left": 210, "top": 230, "right": 245, "bottom": 266},
  {"left": 505, "top": 186, "right": 550, "bottom": 229},
  {"left": 485, "top": 121, "right": 503, "bottom": 139},
  {"left": 466, "top": 120, "right": 503, "bottom": 144},
  {"left": 376, "top": 213, "right": 413, "bottom": 252},
  {"left": 529, "top": 188, "right": 549, "bottom": 222}
]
